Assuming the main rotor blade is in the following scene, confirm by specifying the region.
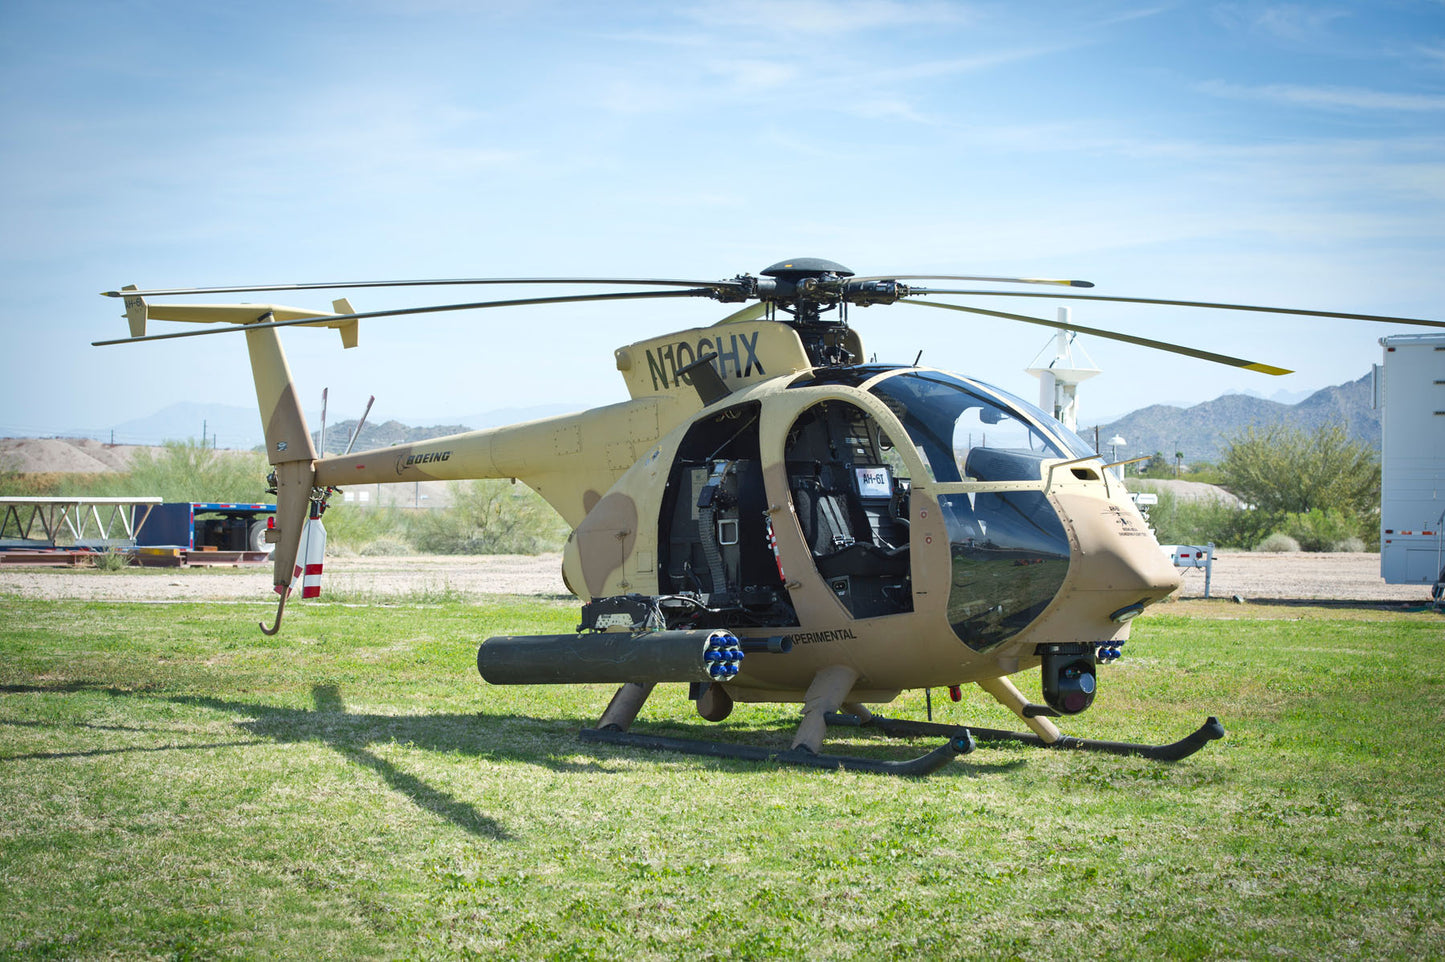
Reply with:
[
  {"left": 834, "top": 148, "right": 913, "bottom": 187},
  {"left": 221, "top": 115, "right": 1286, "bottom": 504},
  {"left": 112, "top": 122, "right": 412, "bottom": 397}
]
[
  {"left": 93, "top": 289, "right": 712, "bottom": 347},
  {"left": 900, "top": 299, "right": 1292, "bottom": 375},
  {"left": 102, "top": 276, "right": 748, "bottom": 299},
  {"left": 851, "top": 274, "right": 1094, "bottom": 288},
  {"left": 909, "top": 288, "right": 1445, "bottom": 328}
]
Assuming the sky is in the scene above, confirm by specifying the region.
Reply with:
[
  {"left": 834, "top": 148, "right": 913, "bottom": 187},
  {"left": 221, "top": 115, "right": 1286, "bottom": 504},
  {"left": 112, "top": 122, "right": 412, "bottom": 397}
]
[{"left": 2, "top": 0, "right": 1442, "bottom": 448}]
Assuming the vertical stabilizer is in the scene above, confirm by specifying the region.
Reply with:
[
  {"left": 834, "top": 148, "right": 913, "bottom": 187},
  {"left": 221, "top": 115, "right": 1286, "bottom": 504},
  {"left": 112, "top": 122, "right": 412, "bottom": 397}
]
[
  {"left": 121, "top": 285, "right": 147, "bottom": 338},
  {"left": 332, "top": 299, "right": 359, "bottom": 349},
  {"left": 245, "top": 326, "right": 318, "bottom": 595}
]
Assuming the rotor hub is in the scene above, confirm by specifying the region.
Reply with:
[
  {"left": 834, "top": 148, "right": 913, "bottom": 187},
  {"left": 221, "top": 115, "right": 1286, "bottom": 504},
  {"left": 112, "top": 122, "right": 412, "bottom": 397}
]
[
  {"left": 760, "top": 257, "right": 855, "bottom": 281},
  {"left": 747, "top": 258, "right": 859, "bottom": 365}
]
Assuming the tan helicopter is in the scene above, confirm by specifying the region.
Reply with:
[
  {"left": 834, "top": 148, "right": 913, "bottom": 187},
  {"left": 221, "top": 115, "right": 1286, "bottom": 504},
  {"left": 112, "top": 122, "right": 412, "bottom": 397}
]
[{"left": 97, "top": 258, "right": 1445, "bottom": 774}]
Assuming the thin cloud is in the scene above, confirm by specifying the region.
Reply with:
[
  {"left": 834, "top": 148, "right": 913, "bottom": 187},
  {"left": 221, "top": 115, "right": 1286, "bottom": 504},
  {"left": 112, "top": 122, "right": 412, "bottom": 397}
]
[
  {"left": 1211, "top": 3, "right": 1351, "bottom": 43},
  {"left": 682, "top": 0, "right": 975, "bottom": 36},
  {"left": 1198, "top": 79, "right": 1445, "bottom": 112},
  {"left": 1419, "top": 42, "right": 1445, "bottom": 69}
]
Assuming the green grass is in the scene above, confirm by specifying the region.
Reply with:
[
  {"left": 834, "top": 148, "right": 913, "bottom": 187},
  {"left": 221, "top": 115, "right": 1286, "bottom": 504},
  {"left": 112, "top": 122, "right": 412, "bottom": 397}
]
[{"left": 2, "top": 594, "right": 1442, "bottom": 960}]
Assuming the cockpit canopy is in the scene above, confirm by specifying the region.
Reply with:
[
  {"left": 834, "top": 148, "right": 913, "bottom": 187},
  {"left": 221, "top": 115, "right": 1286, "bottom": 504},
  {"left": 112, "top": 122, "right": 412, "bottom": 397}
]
[
  {"left": 795, "top": 366, "right": 1095, "bottom": 482},
  {"left": 867, "top": 369, "right": 1095, "bottom": 482}
]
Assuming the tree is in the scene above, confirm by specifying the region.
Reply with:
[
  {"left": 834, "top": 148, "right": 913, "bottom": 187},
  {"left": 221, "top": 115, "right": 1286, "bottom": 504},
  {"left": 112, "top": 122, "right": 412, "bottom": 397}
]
[
  {"left": 1218, "top": 423, "right": 1379, "bottom": 548},
  {"left": 409, "top": 479, "right": 568, "bottom": 554},
  {"left": 1140, "top": 451, "right": 1170, "bottom": 477}
]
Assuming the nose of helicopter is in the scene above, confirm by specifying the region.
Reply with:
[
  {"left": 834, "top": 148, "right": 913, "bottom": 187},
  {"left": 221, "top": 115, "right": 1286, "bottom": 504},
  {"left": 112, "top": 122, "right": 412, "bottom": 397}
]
[{"left": 1055, "top": 489, "right": 1182, "bottom": 612}]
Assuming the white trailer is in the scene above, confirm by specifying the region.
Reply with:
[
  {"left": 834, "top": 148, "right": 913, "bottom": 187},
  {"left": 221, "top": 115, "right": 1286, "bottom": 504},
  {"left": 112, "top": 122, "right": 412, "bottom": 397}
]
[{"left": 1375, "top": 334, "right": 1445, "bottom": 602}]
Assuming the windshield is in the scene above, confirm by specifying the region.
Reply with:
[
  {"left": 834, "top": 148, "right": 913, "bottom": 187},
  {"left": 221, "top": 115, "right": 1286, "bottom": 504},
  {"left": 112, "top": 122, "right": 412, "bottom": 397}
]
[
  {"left": 940, "top": 490, "right": 1070, "bottom": 650},
  {"left": 869, "top": 371, "right": 1095, "bottom": 483}
]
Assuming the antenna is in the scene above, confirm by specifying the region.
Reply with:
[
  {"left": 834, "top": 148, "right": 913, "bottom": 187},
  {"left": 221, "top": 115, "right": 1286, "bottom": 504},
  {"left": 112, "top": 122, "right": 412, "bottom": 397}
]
[
  {"left": 1025, "top": 307, "right": 1101, "bottom": 430},
  {"left": 319, "top": 388, "right": 329, "bottom": 455},
  {"left": 343, "top": 396, "right": 376, "bottom": 455}
]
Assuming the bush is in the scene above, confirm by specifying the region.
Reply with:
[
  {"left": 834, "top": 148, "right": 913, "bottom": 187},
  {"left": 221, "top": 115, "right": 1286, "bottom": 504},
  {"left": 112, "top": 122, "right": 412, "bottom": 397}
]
[
  {"left": 91, "top": 548, "right": 134, "bottom": 571},
  {"left": 0, "top": 442, "right": 270, "bottom": 503},
  {"left": 321, "top": 504, "right": 407, "bottom": 553},
  {"left": 102, "top": 441, "right": 271, "bottom": 503},
  {"left": 359, "top": 538, "right": 412, "bottom": 556},
  {"left": 1137, "top": 488, "right": 1268, "bottom": 549},
  {"left": 1281, "top": 507, "right": 1364, "bottom": 552},
  {"left": 1332, "top": 537, "right": 1366, "bottom": 553},
  {"left": 1254, "top": 533, "right": 1302, "bottom": 552},
  {"left": 317, "top": 482, "right": 566, "bottom": 556},
  {"left": 407, "top": 480, "right": 567, "bottom": 555}
]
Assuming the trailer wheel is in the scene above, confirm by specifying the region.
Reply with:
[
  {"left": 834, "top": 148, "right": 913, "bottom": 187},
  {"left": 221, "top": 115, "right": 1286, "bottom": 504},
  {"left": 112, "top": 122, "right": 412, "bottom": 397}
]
[{"left": 249, "top": 519, "right": 274, "bottom": 554}]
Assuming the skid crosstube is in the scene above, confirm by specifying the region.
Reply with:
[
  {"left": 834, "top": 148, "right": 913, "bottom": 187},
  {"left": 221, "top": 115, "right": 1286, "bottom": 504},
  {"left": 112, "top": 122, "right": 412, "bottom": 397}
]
[
  {"left": 579, "top": 726, "right": 974, "bottom": 776},
  {"left": 826, "top": 713, "right": 1226, "bottom": 762}
]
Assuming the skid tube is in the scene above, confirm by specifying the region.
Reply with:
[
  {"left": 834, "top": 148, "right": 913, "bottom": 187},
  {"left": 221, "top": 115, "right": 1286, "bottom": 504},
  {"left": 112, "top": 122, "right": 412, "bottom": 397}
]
[
  {"left": 579, "top": 726, "right": 975, "bottom": 776},
  {"left": 825, "top": 713, "right": 1225, "bottom": 762}
]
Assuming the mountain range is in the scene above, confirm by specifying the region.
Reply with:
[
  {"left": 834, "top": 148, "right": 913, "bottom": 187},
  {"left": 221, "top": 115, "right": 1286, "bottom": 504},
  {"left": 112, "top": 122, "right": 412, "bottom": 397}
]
[
  {"left": 1078, "top": 373, "right": 1377, "bottom": 465},
  {"left": 30, "top": 375, "right": 1377, "bottom": 467},
  {"left": 46, "top": 402, "right": 582, "bottom": 451}
]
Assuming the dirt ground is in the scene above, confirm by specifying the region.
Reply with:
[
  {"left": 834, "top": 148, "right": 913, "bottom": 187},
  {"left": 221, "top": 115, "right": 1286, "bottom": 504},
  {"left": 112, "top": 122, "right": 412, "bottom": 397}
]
[{"left": 0, "top": 550, "right": 1435, "bottom": 607}]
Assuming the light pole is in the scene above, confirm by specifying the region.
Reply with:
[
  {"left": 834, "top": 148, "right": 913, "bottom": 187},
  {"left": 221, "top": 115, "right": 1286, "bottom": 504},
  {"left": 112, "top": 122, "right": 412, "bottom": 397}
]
[{"left": 1107, "top": 435, "right": 1126, "bottom": 478}]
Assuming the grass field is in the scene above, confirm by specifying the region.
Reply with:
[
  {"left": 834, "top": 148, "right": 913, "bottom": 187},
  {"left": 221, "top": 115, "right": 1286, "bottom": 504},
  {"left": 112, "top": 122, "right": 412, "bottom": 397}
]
[{"left": 1, "top": 593, "right": 1442, "bottom": 960}]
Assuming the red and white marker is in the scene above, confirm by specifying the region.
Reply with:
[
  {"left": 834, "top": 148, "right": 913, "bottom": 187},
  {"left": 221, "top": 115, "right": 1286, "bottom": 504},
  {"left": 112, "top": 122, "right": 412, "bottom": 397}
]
[{"left": 289, "top": 517, "right": 327, "bottom": 599}]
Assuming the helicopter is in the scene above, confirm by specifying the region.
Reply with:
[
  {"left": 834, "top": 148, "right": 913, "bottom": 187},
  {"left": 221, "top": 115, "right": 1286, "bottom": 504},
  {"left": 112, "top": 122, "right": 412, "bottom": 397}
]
[{"left": 96, "top": 258, "right": 1445, "bottom": 775}]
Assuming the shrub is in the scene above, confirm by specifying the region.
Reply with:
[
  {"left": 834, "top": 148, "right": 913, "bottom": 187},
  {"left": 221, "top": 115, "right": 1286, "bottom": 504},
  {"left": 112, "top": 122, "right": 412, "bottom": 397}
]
[
  {"left": 1, "top": 442, "right": 270, "bottom": 502},
  {"left": 1281, "top": 507, "right": 1365, "bottom": 552},
  {"left": 321, "top": 503, "right": 407, "bottom": 552},
  {"left": 406, "top": 480, "right": 567, "bottom": 555},
  {"left": 359, "top": 538, "right": 412, "bottom": 556},
  {"left": 1254, "top": 533, "right": 1302, "bottom": 552},
  {"left": 92, "top": 548, "right": 134, "bottom": 571},
  {"left": 102, "top": 441, "right": 271, "bottom": 503},
  {"left": 1136, "top": 487, "right": 1266, "bottom": 549}
]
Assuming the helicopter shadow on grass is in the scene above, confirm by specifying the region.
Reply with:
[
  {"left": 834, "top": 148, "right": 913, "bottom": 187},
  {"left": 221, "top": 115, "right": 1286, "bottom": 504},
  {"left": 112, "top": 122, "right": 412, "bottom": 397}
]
[
  {"left": 3, "top": 681, "right": 601, "bottom": 841},
  {"left": 164, "top": 683, "right": 659, "bottom": 841},
  {"left": 1230, "top": 597, "right": 1443, "bottom": 614},
  {"left": 216, "top": 686, "right": 1025, "bottom": 785},
  {"left": 0, "top": 681, "right": 269, "bottom": 760},
  {"left": 3, "top": 681, "right": 1019, "bottom": 837},
  {"left": 577, "top": 713, "right": 1030, "bottom": 778}
]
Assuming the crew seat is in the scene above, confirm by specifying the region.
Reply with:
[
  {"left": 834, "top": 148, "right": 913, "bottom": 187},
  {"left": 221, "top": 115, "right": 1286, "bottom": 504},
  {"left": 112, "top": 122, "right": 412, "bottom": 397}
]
[{"left": 790, "top": 471, "right": 909, "bottom": 581}]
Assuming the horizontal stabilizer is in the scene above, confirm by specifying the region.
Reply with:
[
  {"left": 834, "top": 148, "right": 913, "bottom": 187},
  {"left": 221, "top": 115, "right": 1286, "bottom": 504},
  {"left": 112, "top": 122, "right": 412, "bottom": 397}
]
[{"left": 111, "top": 290, "right": 361, "bottom": 348}]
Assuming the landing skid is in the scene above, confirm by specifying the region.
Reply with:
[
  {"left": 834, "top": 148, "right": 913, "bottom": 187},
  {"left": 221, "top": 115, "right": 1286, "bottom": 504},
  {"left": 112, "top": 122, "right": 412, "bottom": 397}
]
[
  {"left": 826, "top": 713, "right": 1226, "bottom": 762},
  {"left": 580, "top": 726, "right": 974, "bottom": 776}
]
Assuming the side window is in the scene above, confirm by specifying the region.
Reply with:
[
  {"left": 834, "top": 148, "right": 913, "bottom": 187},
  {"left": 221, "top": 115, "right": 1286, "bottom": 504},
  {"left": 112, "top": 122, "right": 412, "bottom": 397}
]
[{"left": 871, "top": 372, "right": 1071, "bottom": 483}]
